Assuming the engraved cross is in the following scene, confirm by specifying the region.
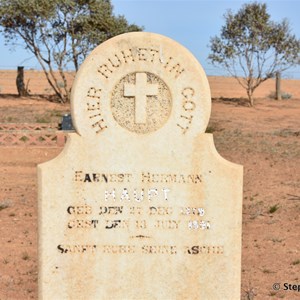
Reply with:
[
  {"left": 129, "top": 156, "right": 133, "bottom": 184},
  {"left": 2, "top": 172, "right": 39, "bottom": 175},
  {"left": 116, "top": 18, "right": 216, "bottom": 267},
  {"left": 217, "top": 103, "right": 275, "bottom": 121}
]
[{"left": 124, "top": 72, "right": 158, "bottom": 124}]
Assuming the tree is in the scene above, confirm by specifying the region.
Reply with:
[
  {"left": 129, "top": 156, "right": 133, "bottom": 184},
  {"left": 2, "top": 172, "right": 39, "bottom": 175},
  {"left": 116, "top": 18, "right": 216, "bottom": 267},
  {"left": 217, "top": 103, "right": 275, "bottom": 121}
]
[
  {"left": 0, "top": 0, "right": 142, "bottom": 102},
  {"left": 208, "top": 2, "right": 300, "bottom": 106}
]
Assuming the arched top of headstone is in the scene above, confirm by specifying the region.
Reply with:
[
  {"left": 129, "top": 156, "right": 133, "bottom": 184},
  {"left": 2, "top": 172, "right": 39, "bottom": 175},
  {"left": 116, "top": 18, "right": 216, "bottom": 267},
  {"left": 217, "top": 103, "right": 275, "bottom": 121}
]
[{"left": 71, "top": 32, "right": 211, "bottom": 140}]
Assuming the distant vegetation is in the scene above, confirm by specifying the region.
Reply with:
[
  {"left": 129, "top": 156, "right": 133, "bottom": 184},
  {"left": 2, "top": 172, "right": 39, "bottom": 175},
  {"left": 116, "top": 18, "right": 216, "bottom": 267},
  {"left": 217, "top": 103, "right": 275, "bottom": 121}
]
[
  {"left": 208, "top": 2, "right": 300, "bottom": 106},
  {"left": 0, "top": 0, "right": 143, "bottom": 103}
]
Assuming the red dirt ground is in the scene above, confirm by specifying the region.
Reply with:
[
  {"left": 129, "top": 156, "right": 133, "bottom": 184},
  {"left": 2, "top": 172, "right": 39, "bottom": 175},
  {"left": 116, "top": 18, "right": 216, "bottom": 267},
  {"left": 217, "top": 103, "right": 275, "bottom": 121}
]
[{"left": 0, "top": 74, "right": 299, "bottom": 299}]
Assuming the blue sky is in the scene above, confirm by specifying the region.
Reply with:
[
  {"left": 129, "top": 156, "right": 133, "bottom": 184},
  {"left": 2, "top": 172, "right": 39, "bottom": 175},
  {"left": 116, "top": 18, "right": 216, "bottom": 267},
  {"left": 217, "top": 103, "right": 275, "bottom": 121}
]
[{"left": 1, "top": 0, "right": 300, "bottom": 78}]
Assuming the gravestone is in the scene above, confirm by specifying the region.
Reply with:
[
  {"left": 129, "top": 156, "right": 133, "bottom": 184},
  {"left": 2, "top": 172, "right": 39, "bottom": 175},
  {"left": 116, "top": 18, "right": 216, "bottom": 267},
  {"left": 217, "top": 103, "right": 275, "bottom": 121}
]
[{"left": 38, "top": 32, "right": 243, "bottom": 299}]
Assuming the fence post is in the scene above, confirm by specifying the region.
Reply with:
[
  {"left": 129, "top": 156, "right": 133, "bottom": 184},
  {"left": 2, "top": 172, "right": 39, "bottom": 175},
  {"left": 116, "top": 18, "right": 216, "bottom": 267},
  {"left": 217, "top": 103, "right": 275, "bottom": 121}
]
[
  {"left": 16, "top": 66, "right": 28, "bottom": 97},
  {"left": 276, "top": 71, "right": 281, "bottom": 100}
]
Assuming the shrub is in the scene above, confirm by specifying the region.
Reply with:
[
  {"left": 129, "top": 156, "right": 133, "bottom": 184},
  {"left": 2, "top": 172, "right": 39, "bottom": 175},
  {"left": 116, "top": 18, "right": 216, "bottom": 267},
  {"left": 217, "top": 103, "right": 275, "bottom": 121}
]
[{"left": 268, "top": 91, "right": 292, "bottom": 100}]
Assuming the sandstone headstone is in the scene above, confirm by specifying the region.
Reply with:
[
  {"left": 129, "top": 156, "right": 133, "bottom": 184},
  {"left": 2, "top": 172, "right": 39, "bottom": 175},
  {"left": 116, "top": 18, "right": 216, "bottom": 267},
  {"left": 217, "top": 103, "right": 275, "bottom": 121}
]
[{"left": 38, "top": 32, "right": 243, "bottom": 299}]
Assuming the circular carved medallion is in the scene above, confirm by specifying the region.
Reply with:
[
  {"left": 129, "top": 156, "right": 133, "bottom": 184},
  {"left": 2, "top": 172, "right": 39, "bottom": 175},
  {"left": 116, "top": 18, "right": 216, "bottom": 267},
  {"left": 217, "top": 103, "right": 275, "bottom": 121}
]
[{"left": 111, "top": 72, "right": 172, "bottom": 134}]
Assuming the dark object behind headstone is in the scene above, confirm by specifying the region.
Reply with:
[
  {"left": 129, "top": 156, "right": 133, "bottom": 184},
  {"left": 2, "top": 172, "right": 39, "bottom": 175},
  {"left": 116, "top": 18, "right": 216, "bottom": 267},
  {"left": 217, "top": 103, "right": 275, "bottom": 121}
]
[{"left": 61, "top": 114, "right": 74, "bottom": 130}]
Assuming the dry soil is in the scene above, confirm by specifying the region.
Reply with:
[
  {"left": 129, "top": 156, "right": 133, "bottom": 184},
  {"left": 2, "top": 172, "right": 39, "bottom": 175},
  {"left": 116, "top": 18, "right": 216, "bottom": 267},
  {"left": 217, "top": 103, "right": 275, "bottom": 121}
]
[{"left": 0, "top": 75, "right": 299, "bottom": 300}]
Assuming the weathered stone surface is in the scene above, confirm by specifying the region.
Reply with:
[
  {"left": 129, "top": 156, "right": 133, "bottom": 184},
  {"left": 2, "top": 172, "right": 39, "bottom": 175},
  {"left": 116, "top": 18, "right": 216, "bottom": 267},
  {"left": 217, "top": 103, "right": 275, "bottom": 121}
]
[{"left": 38, "top": 32, "right": 243, "bottom": 299}]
